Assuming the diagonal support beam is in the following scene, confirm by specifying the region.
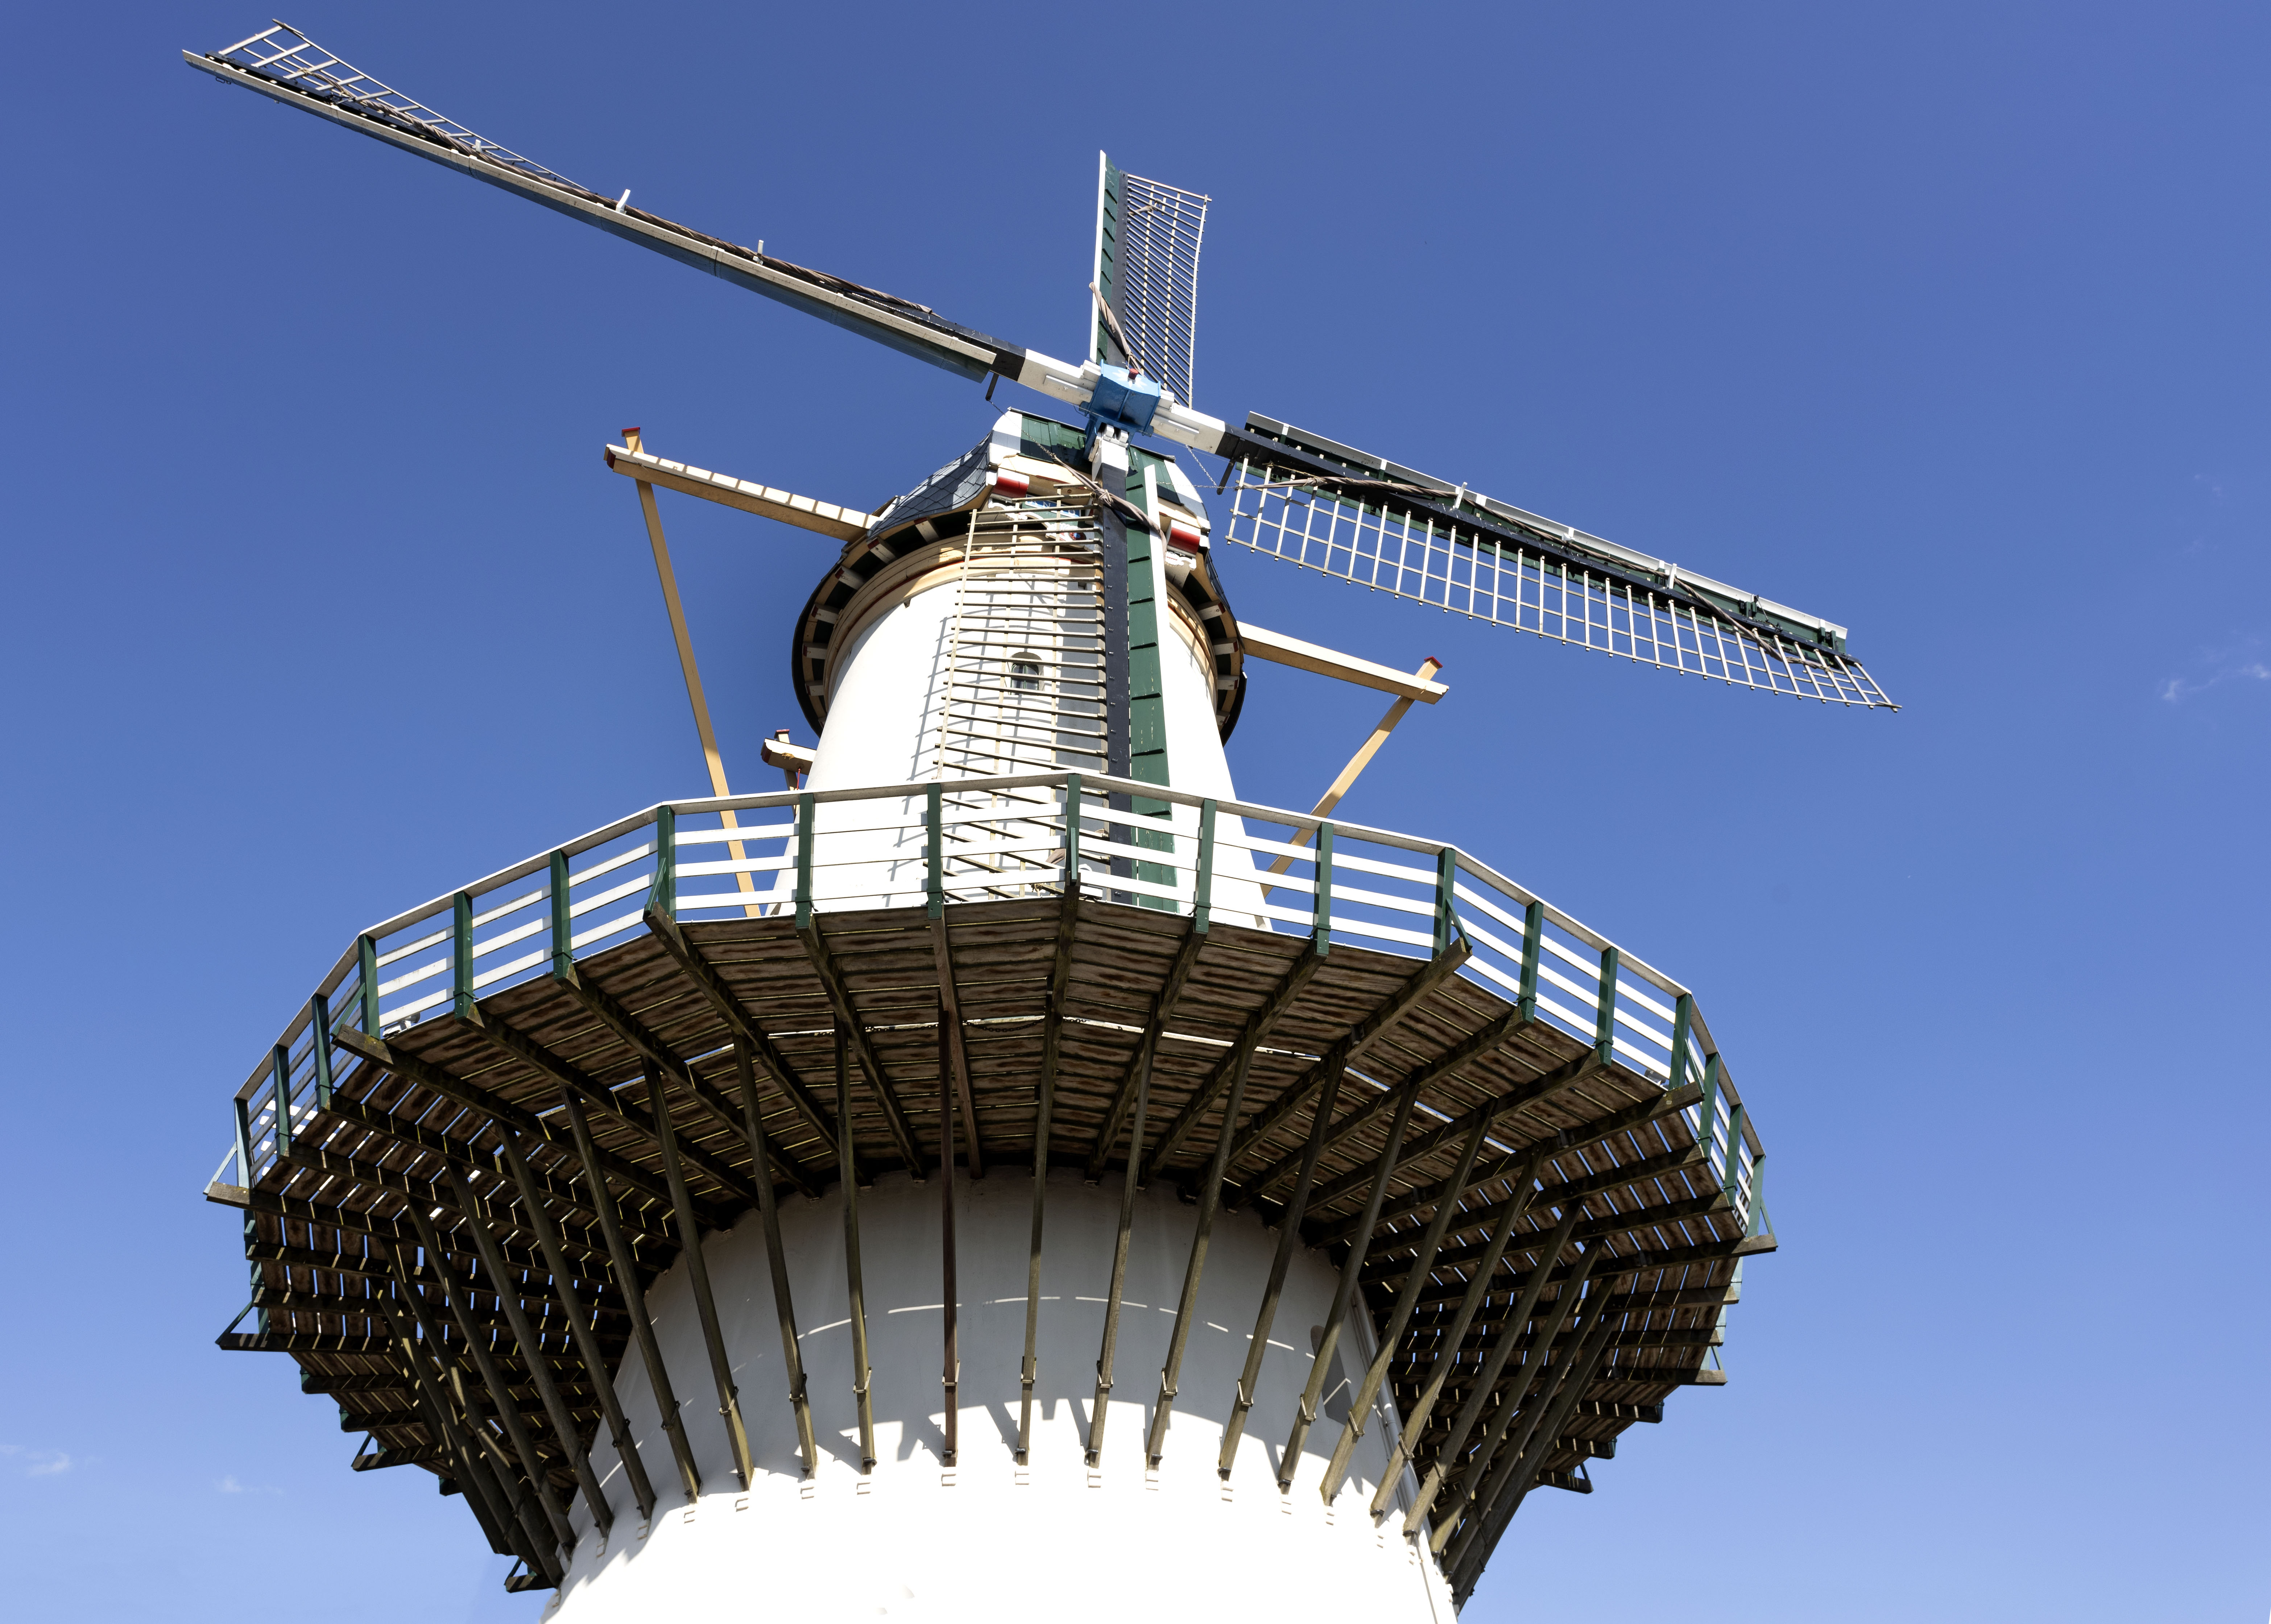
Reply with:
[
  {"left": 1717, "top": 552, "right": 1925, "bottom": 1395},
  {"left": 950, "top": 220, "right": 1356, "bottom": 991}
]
[
  {"left": 333, "top": 1026, "right": 697, "bottom": 1223},
  {"left": 643, "top": 1064, "right": 755, "bottom": 1488},
  {"left": 834, "top": 1025, "right": 878, "bottom": 1472},
  {"left": 495, "top": 1132, "right": 651, "bottom": 1525},
  {"left": 1279, "top": 1081, "right": 1420, "bottom": 1487},
  {"left": 537, "top": 971, "right": 774, "bottom": 1203},
  {"left": 407, "top": 1203, "right": 579, "bottom": 1549},
  {"left": 1218, "top": 1055, "right": 1346, "bottom": 1478},
  {"left": 1365, "top": 1159, "right": 1547, "bottom": 1517},
  {"left": 1216, "top": 940, "right": 1471, "bottom": 1191},
  {"left": 560, "top": 1090, "right": 703, "bottom": 1505},
  {"left": 1317, "top": 1111, "right": 1495, "bottom": 1503},
  {"left": 1085, "top": 1010, "right": 1157, "bottom": 1467},
  {"left": 644, "top": 907, "right": 845, "bottom": 1187},
  {"left": 1080, "top": 920, "right": 1211, "bottom": 1180},
  {"left": 1017, "top": 881, "right": 1080, "bottom": 1464},
  {"left": 1142, "top": 1001, "right": 1261, "bottom": 1466},
  {"left": 1405, "top": 1204, "right": 1585, "bottom": 1538},
  {"left": 450, "top": 1002, "right": 756, "bottom": 1206},
  {"left": 930, "top": 911, "right": 984, "bottom": 1178},
  {"left": 1430, "top": 1247, "right": 1608, "bottom": 1559},
  {"left": 734, "top": 1043, "right": 819, "bottom": 1477},
  {"left": 798, "top": 920, "right": 924, "bottom": 1173},
  {"left": 1144, "top": 946, "right": 1331, "bottom": 1182}
]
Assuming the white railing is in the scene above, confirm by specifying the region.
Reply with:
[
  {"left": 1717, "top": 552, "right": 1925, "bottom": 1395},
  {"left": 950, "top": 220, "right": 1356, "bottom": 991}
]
[{"left": 221, "top": 772, "right": 1763, "bottom": 1236}]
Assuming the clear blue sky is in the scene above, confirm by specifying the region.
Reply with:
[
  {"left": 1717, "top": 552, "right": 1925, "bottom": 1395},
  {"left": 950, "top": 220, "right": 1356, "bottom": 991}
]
[{"left": 2, "top": 3, "right": 2262, "bottom": 1619}]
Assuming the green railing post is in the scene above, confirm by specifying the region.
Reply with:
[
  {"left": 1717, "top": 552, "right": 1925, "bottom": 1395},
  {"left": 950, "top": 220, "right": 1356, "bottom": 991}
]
[
  {"left": 1518, "top": 901, "right": 1544, "bottom": 1024},
  {"left": 357, "top": 934, "right": 380, "bottom": 1036},
  {"left": 1745, "top": 1156, "right": 1769, "bottom": 1236},
  {"left": 649, "top": 805, "right": 677, "bottom": 920},
  {"left": 308, "top": 993, "right": 333, "bottom": 1111},
  {"left": 1593, "top": 944, "right": 1621, "bottom": 1063},
  {"left": 1062, "top": 775, "right": 1083, "bottom": 898},
  {"left": 1194, "top": 799, "right": 1216, "bottom": 932},
  {"left": 1311, "top": 822, "right": 1334, "bottom": 956},
  {"left": 1724, "top": 1103, "right": 1749, "bottom": 1211},
  {"left": 549, "top": 851, "right": 574, "bottom": 981},
  {"left": 451, "top": 891, "right": 476, "bottom": 1020},
  {"left": 1666, "top": 992, "right": 1695, "bottom": 1094},
  {"left": 794, "top": 793, "right": 816, "bottom": 929},
  {"left": 270, "top": 1044, "right": 293, "bottom": 1156},
  {"left": 926, "top": 782, "right": 944, "bottom": 919},
  {"left": 1695, "top": 1051, "right": 1723, "bottom": 1171},
  {"left": 233, "top": 1095, "right": 256, "bottom": 1188},
  {"left": 1433, "top": 848, "right": 1458, "bottom": 956}
]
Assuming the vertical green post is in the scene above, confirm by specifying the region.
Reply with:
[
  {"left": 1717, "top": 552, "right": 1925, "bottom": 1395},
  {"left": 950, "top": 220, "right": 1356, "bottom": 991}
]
[
  {"left": 1695, "top": 1050, "right": 1723, "bottom": 1173},
  {"left": 549, "top": 851, "right": 574, "bottom": 981},
  {"left": 1193, "top": 799, "right": 1216, "bottom": 933},
  {"left": 308, "top": 993, "right": 333, "bottom": 1111},
  {"left": 1432, "top": 848, "right": 1459, "bottom": 956},
  {"left": 451, "top": 892, "right": 476, "bottom": 1020},
  {"left": 1593, "top": 944, "right": 1620, "bottom": 1062},
  {"left": 649, "top": 805, "right": 677, "bottom": 920},
  {"left": 1666, "top": 992, "right": 1695, "bottom": 1094},
  {"left": 1517, "top": 901, "right": 1544, "bottom": 1024},
  {"left": 1310, "top": 823, "right": 1334, "bottom": 956},
  {"left": 270, "top": 1044, "right": 294, "bottom": 1155},
  {"left": 1724, "top": 1103, "right": 1749, "bottom": 1212},
  {"left": 357, "top": 935, "right": 380, "bottom": 1037},
  {"left": 233, "top": 1095, "right": 255, "bottom": 1187},
  {"left": 794, "top": 793, "right": 816, "bottom": 929},
  {"left": 1745, "top": 1155, "right": 1769, "bottom": 1237},
  {"left": 926, "top": 782, "right": 944, "bottom": 919},
  {"left": 1062, "top": 776, "right": 1083, "bottom": 898}
]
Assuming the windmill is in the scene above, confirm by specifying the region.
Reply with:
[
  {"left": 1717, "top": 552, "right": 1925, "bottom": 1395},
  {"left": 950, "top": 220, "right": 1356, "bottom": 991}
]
[{"left": 190, "top": 22, "right": 1889, "bottom": 1622}]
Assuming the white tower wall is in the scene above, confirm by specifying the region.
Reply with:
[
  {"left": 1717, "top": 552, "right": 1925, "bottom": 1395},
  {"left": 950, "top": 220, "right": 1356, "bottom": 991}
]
[{"left": 546, "top": 1175, "right": 1452, "bottom": 1624}]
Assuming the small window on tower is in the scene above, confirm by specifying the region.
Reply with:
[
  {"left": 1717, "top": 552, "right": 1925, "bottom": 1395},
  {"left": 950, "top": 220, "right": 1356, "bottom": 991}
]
[{"left": 1011, "top": 655, "right": 1042, "bottom": 691}]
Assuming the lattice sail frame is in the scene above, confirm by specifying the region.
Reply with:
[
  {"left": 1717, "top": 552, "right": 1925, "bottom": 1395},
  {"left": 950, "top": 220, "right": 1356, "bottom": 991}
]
[
  {"left": 211, "top": 22, "right": 590, "bottom": 192},
  {"left": 1094, "top": 156, "right": 1208, "bottom": 405},
  {"left": 1219, "top": 445, "right": 1894, "bottom": 707}
]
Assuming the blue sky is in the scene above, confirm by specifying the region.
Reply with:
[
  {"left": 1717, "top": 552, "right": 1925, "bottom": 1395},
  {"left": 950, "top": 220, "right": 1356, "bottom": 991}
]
[{"left": 2, "top": 3, "right": 2263, "bottom": 1618}]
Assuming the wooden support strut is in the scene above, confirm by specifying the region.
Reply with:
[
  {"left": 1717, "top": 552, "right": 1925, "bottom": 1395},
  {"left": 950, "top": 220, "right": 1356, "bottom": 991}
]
[
  {"left": 1016, "top": 812, "right": 1081, "bottom": 1466},
  {"left": 644, "top": 1064, "right": 755, "bottom": 1489},
  {"left": 733, "top": 1043, "right": 818, "bottom": 1477},
  {"left": 835, "top": 1024, "right": 878, "bottom": 1472},
  {"left": 938, "top": 1011, "right": 960, "bottom": 1466},
  {"left": 560, "top": 1090, "right": 703, "bottom": 1505},
  {"left": 374, "top": 1240, "right": 553, "bottom": 1580},
  {"left": 1402, "top": 1204, "right": 1585, "bottom": 1537},
  {"left": 1436, "top": 1253, "right": 1614, "bottom": 1565},
  {"left": 1277, "top": 1080, "right": 1422, "bottom": 1487},
  {"left": 493, "top": 1132, "right": 650, "bottom": 1525},
  {"left": 1366, "top": 1153, "right": 1547, "bottom": 1516},
  {"left": 801, "top": 921, "right": 926, "bottom": 1174},
  {"left": 1080, "top": 919, "right": 1211, "bottom": 1181},
  {"left": 1217, "top": 1053, "right": 1347, "bottom": 1479},
  {"left": 1142, "top": 993, "right": 1261, "bottom": 1467},
  {"left": 926, "top": 782, "right": 984, "bottom": 1178},
  {"left": 1214, "top": 940, "right": 1472, "bottom": 1193},
  {"left": 540, "top": 966, "right": 770, "bottom": 1204},
  {"left": 642, "top": 907, "right": 846, "bottom": 1188},
  {"left": 1450, "top": 1268, "right": 1630, "bottom": 1597},
  {"left": 1317, "top": 1111, "right": 1496, "bottom": 1504},
  {"left": 1085, "top": 1002, "right": 1157, "bottom": 1467},
  {"left": 1142, "top": 947, "right": 1329, "bottom": 1185},
  {"left": 330, "top": 1026, "right": 700, "bottom": 1225},
  {"left": 406, "top": 1204, "right": 579, "bottom": 1550}
]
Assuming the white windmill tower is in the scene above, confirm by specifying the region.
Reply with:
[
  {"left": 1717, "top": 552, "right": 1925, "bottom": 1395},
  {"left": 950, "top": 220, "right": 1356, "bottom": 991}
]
[{"left": 189, "top": 24, "right": 1891, "bottom": 1623}]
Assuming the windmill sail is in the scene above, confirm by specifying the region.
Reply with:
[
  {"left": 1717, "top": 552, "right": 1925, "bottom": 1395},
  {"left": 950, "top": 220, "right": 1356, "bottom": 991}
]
[
  {"left": 1217, "top": 414, "right": 1896, "bottom": 707},
  {"left": 1092, "top": 155, "right": 1208, "bottom": 403}
]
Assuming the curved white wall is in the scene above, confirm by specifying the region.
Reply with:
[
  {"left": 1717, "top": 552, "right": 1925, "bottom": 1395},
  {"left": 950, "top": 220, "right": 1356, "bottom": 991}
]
[{"left": 544, "top": 1175, "right": 1452, "bottom": 1624}]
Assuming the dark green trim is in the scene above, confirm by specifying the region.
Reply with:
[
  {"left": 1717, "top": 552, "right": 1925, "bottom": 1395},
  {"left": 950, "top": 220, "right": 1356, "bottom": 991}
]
[
  {"left": 270, "top": 1044, "right": 293, "bottom": 1154},
  {"left": 1594, "top": 945, "right": 1621, "bottom": 1061},
  {"left": 451, "top": 892, "right": 476, "bottom": 1020},
  {"left": 648, "top": 805, "right": 677, "bottom": 920},
  {"left": 795, "top": 794, "right": 816, "bottom": 929},
  {"left": 1311, "top": 823, "right": 1334, "bottom": 955},
  {"left": 1194, "top": 800, "right": 1216, "bottom": 932},
  {"left": 549, "top": 852, "right": 574, "bottom": 981},
  {"left": 308, "top": 994, "right": 333, "bottom": 1111},
  {"left": 1517, "top": 902, "right": 1544, "bottom": 1024},
  {"left": 357, "top": 934, "right": 381, "bottom": 1036},
  {"left": 1433, "top": 848, "right": 1459, "bottom": 956},
  {"left": 925, "top": 782, "right": 944, "bottom": 919}
]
